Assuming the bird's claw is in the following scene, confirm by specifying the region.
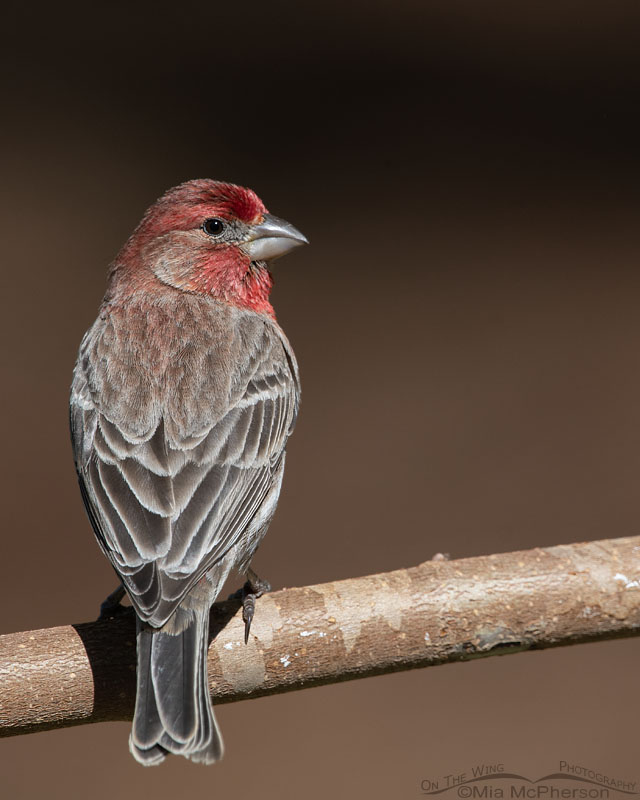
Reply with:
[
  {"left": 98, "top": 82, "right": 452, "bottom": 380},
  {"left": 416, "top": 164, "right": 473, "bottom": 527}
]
[
  {"left": 242, "top": 593, "right": 256, "bottom": 644},
  {"left": 239, "top": 570, "right": 271, "bottom": 644},
  {"left": 98, "top": 584, "right": 127, "bottom": 620},
  {"left": 99, "top": 600, "right": 128, "bottom": 620}
]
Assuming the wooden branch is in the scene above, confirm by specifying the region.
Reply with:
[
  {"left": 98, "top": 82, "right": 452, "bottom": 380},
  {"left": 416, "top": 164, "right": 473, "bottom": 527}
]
[{"left": 1, "top": 536, "right": 639, "bottom": 738}]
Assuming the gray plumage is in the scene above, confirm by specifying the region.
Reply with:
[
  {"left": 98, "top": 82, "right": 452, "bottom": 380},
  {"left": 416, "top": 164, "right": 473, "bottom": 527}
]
[{"left": 71, "top": 290, "right": 299, "bottom": 764}]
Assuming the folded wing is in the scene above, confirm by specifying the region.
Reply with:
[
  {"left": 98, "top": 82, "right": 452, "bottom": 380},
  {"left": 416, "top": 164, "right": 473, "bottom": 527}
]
[{"left": 70, "top": 302, "right": 299, "bottom": 627}]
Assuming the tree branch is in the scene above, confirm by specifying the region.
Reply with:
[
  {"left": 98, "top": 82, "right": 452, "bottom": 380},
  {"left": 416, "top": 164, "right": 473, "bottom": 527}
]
[{"left": 1, "top": 536, "right": 639, "bottom": 738}]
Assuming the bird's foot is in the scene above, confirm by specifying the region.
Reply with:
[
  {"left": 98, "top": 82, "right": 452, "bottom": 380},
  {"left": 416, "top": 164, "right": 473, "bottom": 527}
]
[
  {"left": 98, "top": 583, "right": 127, "bottom": 620},
  {"left": 237, "top": 569, "right": 271, "bottom": 644}
]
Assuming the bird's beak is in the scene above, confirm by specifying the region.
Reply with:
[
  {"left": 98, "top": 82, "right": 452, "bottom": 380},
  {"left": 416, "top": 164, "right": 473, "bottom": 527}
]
[{"left": 241, "top": 214, "right": 308, "bottom": 262}]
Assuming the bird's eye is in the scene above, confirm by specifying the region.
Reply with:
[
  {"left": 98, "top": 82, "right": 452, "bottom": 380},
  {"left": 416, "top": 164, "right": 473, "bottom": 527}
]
[{"left": 203, "top": 218, "right": 225, "bottom": 237}]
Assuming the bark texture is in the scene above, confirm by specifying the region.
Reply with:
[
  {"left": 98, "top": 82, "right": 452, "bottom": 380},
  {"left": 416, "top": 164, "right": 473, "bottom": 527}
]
[{"left": 1, "top": 536, "right": 639, "bottom": 738}]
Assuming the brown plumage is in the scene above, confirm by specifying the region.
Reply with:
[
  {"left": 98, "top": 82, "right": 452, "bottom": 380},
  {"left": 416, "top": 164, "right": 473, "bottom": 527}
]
[{"left": 70, "top": 180, "right": 307, "bottom": 765}]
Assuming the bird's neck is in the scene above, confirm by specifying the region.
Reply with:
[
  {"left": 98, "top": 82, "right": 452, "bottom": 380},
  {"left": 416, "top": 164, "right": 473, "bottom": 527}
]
[
  {"left": 109, "top": 253, "right": 276, "bottom": 319},
  {"left": 189, "top": 257, "right": 275, "bottom": 318}
]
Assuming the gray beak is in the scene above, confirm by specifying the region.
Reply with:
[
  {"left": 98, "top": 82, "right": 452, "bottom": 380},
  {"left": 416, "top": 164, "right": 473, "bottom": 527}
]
[{"left": 241, "top": 214, "right": 308, "bottom": 262}]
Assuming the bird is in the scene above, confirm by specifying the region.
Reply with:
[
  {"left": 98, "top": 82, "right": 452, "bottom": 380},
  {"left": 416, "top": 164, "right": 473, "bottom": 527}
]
[{"left": 70, "top": 179, "right": 307, "bottom": 765}]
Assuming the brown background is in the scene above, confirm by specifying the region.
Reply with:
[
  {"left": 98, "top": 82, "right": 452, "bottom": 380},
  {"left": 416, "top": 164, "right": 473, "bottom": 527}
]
[{"left": 1, "top": 3, "right": 639, "bottom": 797}]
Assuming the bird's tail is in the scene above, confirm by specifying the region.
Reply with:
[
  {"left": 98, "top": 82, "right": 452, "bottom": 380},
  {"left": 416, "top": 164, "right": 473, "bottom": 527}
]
[{"left": 129, "top": 606, "right": 223, "bottom": 766}]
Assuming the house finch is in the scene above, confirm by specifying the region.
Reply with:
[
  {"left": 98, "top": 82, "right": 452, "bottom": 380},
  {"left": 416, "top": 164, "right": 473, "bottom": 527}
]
[{"left": 70, "top": 180, "right": 306, "bottom": 765}]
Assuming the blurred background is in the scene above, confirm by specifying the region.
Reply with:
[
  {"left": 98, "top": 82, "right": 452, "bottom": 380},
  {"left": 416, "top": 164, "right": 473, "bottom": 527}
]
[{"left": 1, "top": 2, "right": 639, "bottom": 797}]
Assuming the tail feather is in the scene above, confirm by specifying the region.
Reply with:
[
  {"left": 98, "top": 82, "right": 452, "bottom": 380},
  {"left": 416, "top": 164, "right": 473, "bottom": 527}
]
[{"left": 129, "top": 608, "right": 224, "bottom": 766}]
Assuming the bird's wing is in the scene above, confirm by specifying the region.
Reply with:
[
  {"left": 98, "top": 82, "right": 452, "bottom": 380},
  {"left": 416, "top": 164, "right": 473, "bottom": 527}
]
[{"left": 70, "top": 305, "right": 299, "bottom": 627}]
